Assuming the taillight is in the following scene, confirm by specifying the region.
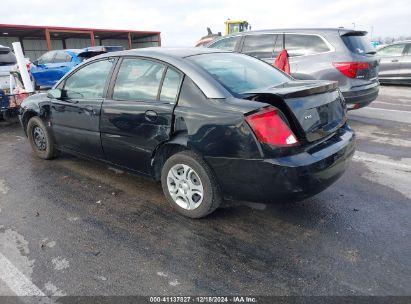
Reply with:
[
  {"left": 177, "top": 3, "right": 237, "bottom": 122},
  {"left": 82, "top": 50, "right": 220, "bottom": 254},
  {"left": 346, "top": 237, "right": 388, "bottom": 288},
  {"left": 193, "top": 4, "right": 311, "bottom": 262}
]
[
  {"left": 245, "top": 108, "right": 298, "bottom": 147},
  {"left": 333, "top": 62, "right": 369, "bottom": 78}
]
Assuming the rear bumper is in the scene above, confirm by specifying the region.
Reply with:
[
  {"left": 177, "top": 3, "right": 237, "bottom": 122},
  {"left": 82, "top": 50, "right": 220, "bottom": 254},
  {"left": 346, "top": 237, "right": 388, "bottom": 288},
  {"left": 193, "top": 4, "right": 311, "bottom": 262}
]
[
  {"left": 342, "top": 82, "right": 379, "bottom": 109},
  {"left": 205, "top": 124, "right": 356, "bottom": 202}
]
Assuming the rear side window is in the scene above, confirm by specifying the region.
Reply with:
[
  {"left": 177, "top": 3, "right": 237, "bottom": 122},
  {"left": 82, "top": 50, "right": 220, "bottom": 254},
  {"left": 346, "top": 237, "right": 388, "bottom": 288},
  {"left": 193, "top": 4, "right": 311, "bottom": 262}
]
[
  {"left": 0, "top": 48, "right": 17, "bottom": 66},
  {"left": 160, "top": 68, "right": 183, "bottom": 103},
  {"left": 341, "top": 34, "right": 375, "bottom": 55},
  {"left": 285, "top": 34, "right": 330, "bottom": 57},
  {"left": 378, "top": 44, "right": 406, "bottom": 57},
  {"left": 242, "top": 34, "right": 281, "bottom": 58},
  {"left": 113, "top": 58, "right": 165, "bottom": 101},
  {"left": 209, "top": 36, "right": 241, "bottom": 51}
]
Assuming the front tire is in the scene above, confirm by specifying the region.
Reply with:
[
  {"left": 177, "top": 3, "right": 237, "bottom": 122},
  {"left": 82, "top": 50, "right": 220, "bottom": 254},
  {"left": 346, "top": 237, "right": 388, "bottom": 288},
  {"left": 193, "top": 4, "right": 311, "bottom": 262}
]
[
  {"left": 27, "top": 116, "right": 59, "bottom": 159},
  {"left": 161, "top": 151, "right": 221, "bottom": 218}
]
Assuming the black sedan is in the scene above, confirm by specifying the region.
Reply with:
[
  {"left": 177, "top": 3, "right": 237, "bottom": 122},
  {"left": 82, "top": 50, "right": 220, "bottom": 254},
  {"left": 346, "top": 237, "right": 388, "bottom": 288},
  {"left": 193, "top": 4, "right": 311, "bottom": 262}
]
[{"left": 19, "top": 48, "right": 355, "bottom": 218}]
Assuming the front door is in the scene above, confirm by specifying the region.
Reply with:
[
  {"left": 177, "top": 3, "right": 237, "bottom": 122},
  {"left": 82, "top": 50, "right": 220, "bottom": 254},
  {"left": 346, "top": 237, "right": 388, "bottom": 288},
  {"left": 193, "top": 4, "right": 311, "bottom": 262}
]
[
  {"left": 31, "top": 51, "right": 56, "bottom": 87},
  {"left": 50, "top": 58, "right": 115, "bottom": 159},
  {"left": 100, "top": 57, "right": 183, "bottom": 174}
]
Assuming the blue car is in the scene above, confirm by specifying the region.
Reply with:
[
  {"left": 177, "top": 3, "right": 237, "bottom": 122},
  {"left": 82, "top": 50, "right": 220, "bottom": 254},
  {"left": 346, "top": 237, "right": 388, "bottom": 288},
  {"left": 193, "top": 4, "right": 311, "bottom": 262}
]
[{"left": 30, "top": 46, "right": 123, "bottom": 89}]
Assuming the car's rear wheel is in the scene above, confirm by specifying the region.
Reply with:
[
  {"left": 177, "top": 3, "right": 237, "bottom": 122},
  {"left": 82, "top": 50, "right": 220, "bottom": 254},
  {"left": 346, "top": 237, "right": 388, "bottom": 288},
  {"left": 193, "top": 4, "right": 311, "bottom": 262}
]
[
  {"left": 161, "top": 151, "right": 221, "bottom": 218},
  {"left": 27, "top": 116, "right": 59, "bottom": 159}
]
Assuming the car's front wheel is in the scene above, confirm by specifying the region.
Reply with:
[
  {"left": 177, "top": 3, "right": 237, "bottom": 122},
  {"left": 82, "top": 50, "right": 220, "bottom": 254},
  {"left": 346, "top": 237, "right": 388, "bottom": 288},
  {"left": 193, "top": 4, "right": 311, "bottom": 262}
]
[
  {"left": 27, "top": 116, "right": 59, "bottom": 159},
  {"left": 161, "top": 151, "right": 221, "bottom": 218}
]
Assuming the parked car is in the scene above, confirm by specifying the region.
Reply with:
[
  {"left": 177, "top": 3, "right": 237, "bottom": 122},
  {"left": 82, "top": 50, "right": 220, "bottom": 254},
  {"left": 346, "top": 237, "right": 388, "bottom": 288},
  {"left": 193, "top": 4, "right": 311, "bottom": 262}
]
[
  {"left": 30, "top": 46, "right": 124, "bottom": 89},
  {"left": 0, "top": 45, "right": 17, "bottom": 90},
  {"left": 19, "top": 48, "right": 355, "bottom": 218},
  {"left": 208, "top": 28, "right": 380, "bottom": 110},
  {"left": 378, "top": 41, "right": 411, "bottom": 84}
]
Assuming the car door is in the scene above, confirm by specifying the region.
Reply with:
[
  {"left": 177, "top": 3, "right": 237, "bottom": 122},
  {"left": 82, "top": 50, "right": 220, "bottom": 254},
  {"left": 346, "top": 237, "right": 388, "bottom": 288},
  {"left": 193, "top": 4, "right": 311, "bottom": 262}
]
[
  {"left": 100, "top": 57, "right": 183, "bottom": 174},
  {"left": 378, "top": 44, "right": 406, "bottom": 79},
  {"left": 31, "top": 51, "right": 56, "bottom": 86},
  {"left": 398, "top": 43, "right": 411, "bottom": 81},
  {"left": 50, "top": 58, "right": 116, "bottom": 159}
]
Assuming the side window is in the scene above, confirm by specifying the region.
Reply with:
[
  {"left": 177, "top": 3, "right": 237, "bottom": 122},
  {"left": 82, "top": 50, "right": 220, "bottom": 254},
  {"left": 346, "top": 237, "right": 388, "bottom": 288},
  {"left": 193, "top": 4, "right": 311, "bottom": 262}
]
[
  {"left": 378, "top": 44, "right": 406, "bottom": 57},
  {"left": 64, "top": 59, "right": 113, "bottom": 99},
  {"left": 285, "top": 34, "right": 330, "bottom": 57},
  {"left": 242, "top": 34, "right": 278, "bottom": 58},
  {"left": 53, "top": 51, "right": 70, "bottom": 63},
  {"left": 160, "top": 68, "right": 183, "bottom": 103},
  {"left": 113, "top": 58, "right": 165, "bottom": 101},
  {"left": 38, "top": 51, "right": 55, "bottom": 64},
  {"left": 209, "top": 36, "right": 241, "bottom": 51}
]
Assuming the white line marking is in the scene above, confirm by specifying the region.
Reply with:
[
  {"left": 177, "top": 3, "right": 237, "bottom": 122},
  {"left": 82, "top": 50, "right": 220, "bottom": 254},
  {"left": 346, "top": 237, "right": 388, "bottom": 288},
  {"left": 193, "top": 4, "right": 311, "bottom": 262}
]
[
  {"left": 0, "top": 253, "right": 53, "bottom": 303},
  {"left": 374, "top": 101, "right": 411, "bottom": 107},
  {"left": 365, "top": 107, "right": 411, "bottom": 114},
  {"left": 353, "top": 154, "right": 411, "bottom": 171}
]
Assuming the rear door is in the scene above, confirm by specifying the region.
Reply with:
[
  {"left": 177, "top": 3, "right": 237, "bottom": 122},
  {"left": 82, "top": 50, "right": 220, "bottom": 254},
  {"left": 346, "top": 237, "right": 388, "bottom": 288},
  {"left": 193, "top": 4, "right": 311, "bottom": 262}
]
[
  {"left": 378, "top": 44, "right": 407, "bottom": 80},
  {"left": 101, "top": 57, "right": 183, "bottom": 174}
]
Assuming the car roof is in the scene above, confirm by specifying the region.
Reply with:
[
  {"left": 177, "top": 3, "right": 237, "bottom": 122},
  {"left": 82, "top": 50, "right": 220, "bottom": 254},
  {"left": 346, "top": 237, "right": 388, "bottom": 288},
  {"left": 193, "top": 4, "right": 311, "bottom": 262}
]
[
  {"left": 67, "top": 47, "right": 233, "bottom": 99},
  {"left": 219, "top": 28, "right": 367, "bottom": 38},
  {"left": 98, "top": 47, "right": 229, "bottom": 59}
]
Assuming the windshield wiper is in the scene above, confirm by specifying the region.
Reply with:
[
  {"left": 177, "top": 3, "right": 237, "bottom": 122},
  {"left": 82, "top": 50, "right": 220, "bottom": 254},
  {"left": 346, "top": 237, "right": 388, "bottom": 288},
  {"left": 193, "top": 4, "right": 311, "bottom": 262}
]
[{"left": 365, "top": 51, "right": 377, "bottom": 55}]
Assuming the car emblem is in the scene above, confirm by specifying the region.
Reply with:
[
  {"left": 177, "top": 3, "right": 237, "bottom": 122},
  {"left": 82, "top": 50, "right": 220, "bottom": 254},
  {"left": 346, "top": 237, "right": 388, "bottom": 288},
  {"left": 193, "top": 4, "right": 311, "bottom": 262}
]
[{"left": 304, "top": 114, "right": 312, "bottom": 120}]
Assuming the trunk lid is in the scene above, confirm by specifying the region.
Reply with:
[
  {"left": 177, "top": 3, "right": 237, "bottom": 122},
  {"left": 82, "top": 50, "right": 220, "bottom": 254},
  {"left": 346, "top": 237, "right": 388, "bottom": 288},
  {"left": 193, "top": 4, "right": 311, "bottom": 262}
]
[{"left": 243, "top": 80, "right": 347, "bottom": 143}]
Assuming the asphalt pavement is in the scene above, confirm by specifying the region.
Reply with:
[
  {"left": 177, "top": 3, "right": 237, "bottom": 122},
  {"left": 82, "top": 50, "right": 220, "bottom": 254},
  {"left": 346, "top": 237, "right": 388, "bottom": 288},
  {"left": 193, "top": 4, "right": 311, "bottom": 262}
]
[{"left": 0, "top": 85, "right": 410, "bottom": 299}]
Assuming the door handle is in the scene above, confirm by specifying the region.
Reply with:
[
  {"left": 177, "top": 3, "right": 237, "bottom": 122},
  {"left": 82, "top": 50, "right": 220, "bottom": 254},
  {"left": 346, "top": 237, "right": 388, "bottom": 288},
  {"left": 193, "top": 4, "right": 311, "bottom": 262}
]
[
  {"left": 83, "top": 105, "right": 96, "bottom": 115},
  {"left": 391, "top": 59, "right": 399, "bottom": 62},
  {"left": 145, "top": 110, "right": 158, "bottom": 121}
]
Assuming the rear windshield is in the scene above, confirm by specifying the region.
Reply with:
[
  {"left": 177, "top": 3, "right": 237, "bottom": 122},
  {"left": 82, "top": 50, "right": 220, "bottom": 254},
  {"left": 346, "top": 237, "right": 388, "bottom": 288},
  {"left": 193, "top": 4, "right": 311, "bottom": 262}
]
[
  {"left": 187, "top": 53, "right": 290, "bottom": 95},
  {"left": 0, "top": 49, "right": 17, "bottom": 66},
  {"left": 341, "top": 34, "right": 375, "bottom": 55}
]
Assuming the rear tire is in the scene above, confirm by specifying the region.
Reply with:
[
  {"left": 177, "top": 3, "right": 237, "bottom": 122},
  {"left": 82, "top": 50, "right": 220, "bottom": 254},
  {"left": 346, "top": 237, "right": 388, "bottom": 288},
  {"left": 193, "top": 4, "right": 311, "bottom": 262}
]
[
  {"left": 27, "top": 116, "right": 59, "bottom": 159},
  {"left": 161, "top": 150, "right": 221, "bottom": 218}
]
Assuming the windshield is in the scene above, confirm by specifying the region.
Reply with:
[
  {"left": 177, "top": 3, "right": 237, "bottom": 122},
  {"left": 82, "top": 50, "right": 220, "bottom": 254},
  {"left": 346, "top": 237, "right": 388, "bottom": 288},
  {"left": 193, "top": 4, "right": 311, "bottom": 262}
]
[
  {"left": 341, "top": 34, "right": 375, "bottom": 55},
  {"left": 187, "top": 53, "right": 290, "bottom": 95}
]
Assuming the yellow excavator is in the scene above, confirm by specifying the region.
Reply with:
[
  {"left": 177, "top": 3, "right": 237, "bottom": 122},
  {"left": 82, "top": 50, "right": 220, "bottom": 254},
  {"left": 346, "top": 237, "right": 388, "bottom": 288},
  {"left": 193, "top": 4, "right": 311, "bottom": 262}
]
[
  {"left": 195, "top": 19, "right": 250, "bottom": 47},
  {"left": 224, "top": 20, "right": 250, "bottom": 35}
]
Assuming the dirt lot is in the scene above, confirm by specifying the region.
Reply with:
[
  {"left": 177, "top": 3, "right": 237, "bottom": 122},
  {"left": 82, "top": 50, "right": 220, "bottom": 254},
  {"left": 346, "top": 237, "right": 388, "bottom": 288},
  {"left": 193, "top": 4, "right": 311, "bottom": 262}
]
[{"left": 0, "top": 85, "right": 410, "bottom": 298}]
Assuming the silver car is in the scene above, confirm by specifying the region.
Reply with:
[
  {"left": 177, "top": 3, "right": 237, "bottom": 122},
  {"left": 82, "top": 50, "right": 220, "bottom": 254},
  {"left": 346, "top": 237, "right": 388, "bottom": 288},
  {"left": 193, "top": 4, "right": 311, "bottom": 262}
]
[
  {"left": 0, "top": 45, "right": 17, "bottom": 90},
  {"left": 207, "top": 28, "right": 380, "bottom": 110},
  {"left": 378, "top": 41, "right": 411, "bottom": 84}
]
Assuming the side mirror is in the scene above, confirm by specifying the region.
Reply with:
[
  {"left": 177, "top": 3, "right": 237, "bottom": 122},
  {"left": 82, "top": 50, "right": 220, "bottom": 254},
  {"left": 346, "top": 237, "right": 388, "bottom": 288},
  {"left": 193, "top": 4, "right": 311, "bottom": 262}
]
[
  {"left": 32, "top": 60, "right": 39, "bottom": 66},
  {"left": 47, "top": 89, "right": 62, "bottom": 100}
]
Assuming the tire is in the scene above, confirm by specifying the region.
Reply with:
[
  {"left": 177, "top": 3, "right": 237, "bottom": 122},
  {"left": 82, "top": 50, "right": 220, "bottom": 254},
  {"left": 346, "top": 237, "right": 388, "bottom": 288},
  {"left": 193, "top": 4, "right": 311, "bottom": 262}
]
[
  {"left": 27, "top": 116, "right": 59, "bottom": 159},
  {"left": 161, "top": 150, "right": 222, "bottom": 218}
]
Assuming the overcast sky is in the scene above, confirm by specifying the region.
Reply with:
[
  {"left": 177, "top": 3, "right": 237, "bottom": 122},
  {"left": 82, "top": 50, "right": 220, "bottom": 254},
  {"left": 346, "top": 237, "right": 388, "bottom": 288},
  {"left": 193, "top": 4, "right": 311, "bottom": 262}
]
[{"left": 3, "top": 0, "right": 410, "bottom": 46}]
